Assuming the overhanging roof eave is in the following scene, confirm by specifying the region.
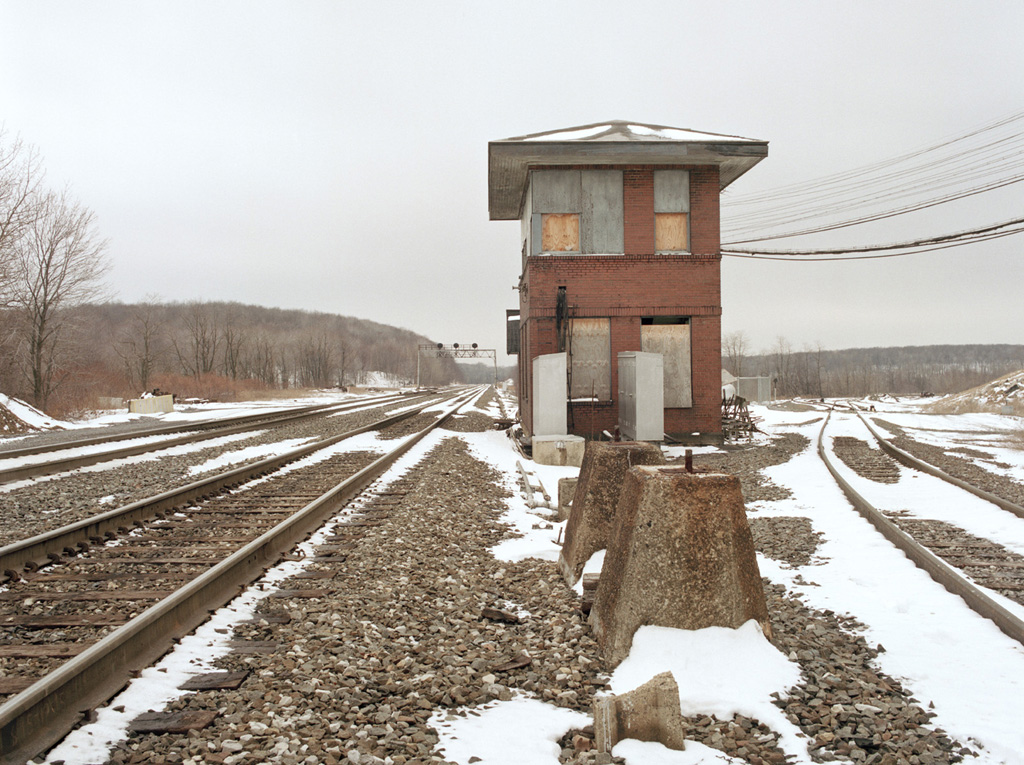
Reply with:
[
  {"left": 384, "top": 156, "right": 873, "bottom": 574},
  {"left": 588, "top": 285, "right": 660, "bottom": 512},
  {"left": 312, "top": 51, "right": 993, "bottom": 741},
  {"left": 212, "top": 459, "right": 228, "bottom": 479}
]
[{"left": 487, "top": 140, "right": 769, "bottom": 220}]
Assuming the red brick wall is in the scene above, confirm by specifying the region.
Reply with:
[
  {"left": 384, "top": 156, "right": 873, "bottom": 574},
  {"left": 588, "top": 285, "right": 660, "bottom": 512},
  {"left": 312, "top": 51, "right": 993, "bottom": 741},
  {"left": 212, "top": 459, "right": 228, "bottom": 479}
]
[
  {"left": 624, "top": 170, "right": 655, "bottom": 255},
  {"left": 517, "top": 164, "right": 723, "bottom": 441}
]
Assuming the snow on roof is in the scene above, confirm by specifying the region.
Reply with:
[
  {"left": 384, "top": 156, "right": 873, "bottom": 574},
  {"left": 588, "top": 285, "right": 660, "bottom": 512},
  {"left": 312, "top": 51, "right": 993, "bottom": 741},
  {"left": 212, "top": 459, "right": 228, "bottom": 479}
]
[
  {"left": 488, "top": 120, "right": 769, "bottom": 219},
  {"left": 506, "top": 120, "right": 762, "bottom": 144}
]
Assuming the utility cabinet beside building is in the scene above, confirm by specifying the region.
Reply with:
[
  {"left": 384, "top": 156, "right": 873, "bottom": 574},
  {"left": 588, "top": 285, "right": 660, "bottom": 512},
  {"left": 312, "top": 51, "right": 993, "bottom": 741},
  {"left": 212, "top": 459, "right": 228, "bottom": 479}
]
[
  {"left": 489, "top": 120, "right": 768, "bottom": 444},
  {"left": 617, "top": 351, "right": 664, "bottom": 441},
  {"left": 531, "top": 352, "right": 568, "bottom": 436}
]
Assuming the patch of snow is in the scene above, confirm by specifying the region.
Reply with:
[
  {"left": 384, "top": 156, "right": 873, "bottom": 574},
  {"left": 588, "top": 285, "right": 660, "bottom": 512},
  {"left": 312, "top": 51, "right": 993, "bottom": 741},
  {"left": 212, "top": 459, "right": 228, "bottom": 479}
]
[
  {"left": 615, "top": 738, "right": 745, "bottom": 764},
  {"left": 431, "top": 696, "right": 589, "bottom": 765},
  {"left": 608, "top": 622, "right": 807, "bottom": 761}
]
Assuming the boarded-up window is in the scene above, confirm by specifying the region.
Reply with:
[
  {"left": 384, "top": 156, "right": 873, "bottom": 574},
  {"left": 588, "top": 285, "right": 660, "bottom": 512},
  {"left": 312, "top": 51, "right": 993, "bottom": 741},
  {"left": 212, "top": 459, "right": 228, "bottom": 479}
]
[
  {"left": 654, "top": 170, "right": 690, "bottom": 253},
  {"left": 655, "top": 213, "right": 689, "bottom": 252},
  {"left": 541, "top": 213, "right": 580, "bottom": 252},
  {"left": 641, "top": 322, "right": 692, "bottom": 408},
  {"left": 569, "top": 318, "right": 611, "bottom": 400}
]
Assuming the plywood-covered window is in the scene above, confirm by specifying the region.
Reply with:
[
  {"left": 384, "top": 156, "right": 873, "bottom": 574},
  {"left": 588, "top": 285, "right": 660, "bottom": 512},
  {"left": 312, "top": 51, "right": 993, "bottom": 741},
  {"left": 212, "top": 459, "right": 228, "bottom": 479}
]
[
  {"left": 641, "top": 317, "right": 692, "bottom": 408},
  {"left": 654, "top": 170, "right": 690, "bottom": 253},
  {"left": 569, "top": 318, "right": 611, "bottom": 400},
  {"left": 541, "top": 213, "right": 580, "bottom": 252},
  {"left": 655, "top": 213, "right": 689, "bottom": 252}
]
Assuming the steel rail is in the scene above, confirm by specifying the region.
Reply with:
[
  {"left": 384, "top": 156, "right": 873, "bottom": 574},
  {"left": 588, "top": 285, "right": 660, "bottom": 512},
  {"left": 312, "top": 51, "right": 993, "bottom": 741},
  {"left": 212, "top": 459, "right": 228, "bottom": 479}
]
[
  {"left": 817, "top": 410, "right": 1024, "bottom": 649},
  {"left": 854, "top": 408, "right": 1024, "bottom": 520},
  {"left": 0, "top": 402, "right": 335, "bottom": 460},
  {"left": 0, "top": 394, "right": 445, "bottom": 582},
  {"left": 0, "top": 393, "right": 420, "bottom": 486},
  {"left": 0, "top": 386, "right": 483, "bottom": 764}
]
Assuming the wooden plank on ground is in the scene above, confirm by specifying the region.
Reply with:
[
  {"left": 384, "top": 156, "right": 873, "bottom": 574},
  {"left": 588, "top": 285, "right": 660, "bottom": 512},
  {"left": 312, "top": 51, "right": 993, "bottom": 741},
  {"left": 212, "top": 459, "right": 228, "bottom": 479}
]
[
  {"left": 129, "top": 710, "right": 218, "bottom": 733},
  {"left": 179, "top": 671, "right": 249, "bottom": 691},
  {"left": 0, "top": 644, "right": 87, "bottom": 658}
]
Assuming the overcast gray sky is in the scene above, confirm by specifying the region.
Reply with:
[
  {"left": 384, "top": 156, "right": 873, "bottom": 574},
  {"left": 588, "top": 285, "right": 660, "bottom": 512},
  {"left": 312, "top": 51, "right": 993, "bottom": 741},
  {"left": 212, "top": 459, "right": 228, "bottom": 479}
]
[{"left": 2, "top": 1, "right": 1021, "bottom": 364}]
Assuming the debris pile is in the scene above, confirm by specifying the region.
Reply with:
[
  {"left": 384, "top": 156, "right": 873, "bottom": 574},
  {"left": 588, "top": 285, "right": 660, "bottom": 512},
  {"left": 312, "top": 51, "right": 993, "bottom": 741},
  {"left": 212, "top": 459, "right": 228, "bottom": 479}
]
[
  {"left": 0, "top": 394, "right": 45, "bottom": 435},
  {"left": 929, "top": 368, "right": 1024, "bottom": 415}
]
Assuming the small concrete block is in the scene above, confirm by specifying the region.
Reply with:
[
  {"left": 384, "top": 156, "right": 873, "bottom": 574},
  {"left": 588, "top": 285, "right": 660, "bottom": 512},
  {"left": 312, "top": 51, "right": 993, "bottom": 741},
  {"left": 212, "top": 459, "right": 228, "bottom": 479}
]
[
  {"left": 533, "top": 434, "right": 585, "bottom": 466},
  {"left": 593, "top": 671, "right": 687, "bottom": 753},
  {"left": 558, "top": 441, "right": 664, "bottom": 586},
  {"left": 590, "top": 467, "right": 771, "bottom": 665},
  {"left": 128, "top": 394, "right": 173, "bottom": 414},
  {"left": 557, "top": 477, "right": 578, "bottom": 521}
]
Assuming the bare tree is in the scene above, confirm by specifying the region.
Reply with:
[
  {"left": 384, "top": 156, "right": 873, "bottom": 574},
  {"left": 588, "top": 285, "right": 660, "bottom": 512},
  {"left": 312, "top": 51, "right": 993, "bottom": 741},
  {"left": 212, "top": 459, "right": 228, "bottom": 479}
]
[
  {"left": 770, "top": 336, "right": 793, "bottom": 397},
  {"left": 10, "top": 189, "right": 109, "bottom": 409},
  {"left": 173, "top": 302, "right": 219, "bottom": 379},
  {"left": 0, "top": 128, "right": 43, "bottom": 306},
  {"left": 336, "top": 338, "right": 350, "bottom": 387},
  {"left": 245, "top": 333, "right": 278, "bottom": 386},
  {"left": 812, "top": 342, "right": 829, "bottom": 399},
  {"left": 295, "top": 332, "right": 334, "bottom": 388},
  {"left": 220, "top": 312, "right": 247, "bottom": 380},
  {"left": 115, "top": 301, "right": 165, "bottom": 391},
  {"left": 722, "top": 330, "right": 749, "bottom": 378}
]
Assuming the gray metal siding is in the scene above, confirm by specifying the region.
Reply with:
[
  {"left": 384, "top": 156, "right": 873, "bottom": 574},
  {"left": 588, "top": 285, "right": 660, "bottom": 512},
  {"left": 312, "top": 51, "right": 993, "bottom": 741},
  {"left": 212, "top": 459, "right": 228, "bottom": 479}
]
[
  {"left": 521, "top": 181, "right": 533, "bottom": 262},
  {"left": 654, "top": 170, "right": 690, "bottom": 213},
  {"left": 581, "top": 170, "right": 624, "bottom": 253},
  {"left": 532, "top": 170, "right": 582, "bottom": 212}
]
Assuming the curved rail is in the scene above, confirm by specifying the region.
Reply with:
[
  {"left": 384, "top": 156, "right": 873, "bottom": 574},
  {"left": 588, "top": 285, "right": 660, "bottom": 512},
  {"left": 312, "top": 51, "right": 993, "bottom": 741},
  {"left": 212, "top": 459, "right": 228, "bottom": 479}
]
[
  {"left": 0, "top": 386, "right": 485, "bottom": 763},
  {"left": 817, "top": 410, "right": 1024, "bottom": 649},
  {"left": 0, "top": 393, "right": 420, "bottom": 486},
  {"left": 854, "top": 408, "right": 1024, "bottom": 520}
]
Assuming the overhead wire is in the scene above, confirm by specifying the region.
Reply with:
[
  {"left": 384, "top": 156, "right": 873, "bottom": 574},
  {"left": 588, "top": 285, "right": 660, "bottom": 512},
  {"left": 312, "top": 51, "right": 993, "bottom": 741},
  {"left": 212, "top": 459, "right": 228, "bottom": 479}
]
[
  {"left": 722, "top": 216, "right": 1024, "bottom": 261},
  {"left": 718, "top": 108, "right": 1024, "bottom": 259}
]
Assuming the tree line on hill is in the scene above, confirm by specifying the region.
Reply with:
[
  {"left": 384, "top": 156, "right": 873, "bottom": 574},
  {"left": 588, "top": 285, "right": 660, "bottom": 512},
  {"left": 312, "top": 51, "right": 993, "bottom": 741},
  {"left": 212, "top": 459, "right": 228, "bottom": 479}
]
[
  {"left": 0, "top": 300, "right": 463, "bottom": 416},
  {"left": 723, "top": 332, "right": 1024, "bottom": 398},
  {"left": 0, "top": 130, "right": 464, "bottom": 416}
]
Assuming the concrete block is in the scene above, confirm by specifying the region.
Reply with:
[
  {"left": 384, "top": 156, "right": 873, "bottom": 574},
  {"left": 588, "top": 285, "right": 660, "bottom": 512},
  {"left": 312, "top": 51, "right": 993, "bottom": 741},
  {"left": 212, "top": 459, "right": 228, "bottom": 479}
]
[
  {"left": 590, "top": 467, "right": 771, "bottom": 665},
  {"left": 557, "top": 477, "right": 578, "bottom": 521},
  {"left": 532, "top": 434, "right": 584, "bottom": 467},
  {"left": 593, "top": 672, "right": 687, "bottom": 753},
  {"left": 558, "top": 441, "right": 664, "bottom": 586},
  {"left": 128, "top": 395, "right": 173, "bottom": 414}
]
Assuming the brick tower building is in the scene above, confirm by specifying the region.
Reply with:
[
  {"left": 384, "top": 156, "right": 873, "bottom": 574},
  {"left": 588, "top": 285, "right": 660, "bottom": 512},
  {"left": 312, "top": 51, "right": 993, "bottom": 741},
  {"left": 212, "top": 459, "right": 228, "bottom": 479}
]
[{"left": 489, "top": 121, "right": 767, "bottom": 443}]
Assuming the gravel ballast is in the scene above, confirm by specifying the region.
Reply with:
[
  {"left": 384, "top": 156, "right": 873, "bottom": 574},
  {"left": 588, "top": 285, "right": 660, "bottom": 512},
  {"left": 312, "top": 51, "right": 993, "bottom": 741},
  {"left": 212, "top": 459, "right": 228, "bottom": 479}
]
[
  {"left": 43, "top": 408, "right": 972, "bottom": 765},
  {"left": 0, "top": 398, "right": 439, "bottom": 547}
]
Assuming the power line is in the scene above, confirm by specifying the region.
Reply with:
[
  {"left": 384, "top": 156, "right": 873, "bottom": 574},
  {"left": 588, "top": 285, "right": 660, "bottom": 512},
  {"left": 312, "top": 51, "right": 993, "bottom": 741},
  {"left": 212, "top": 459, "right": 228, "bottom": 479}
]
[
  {"left": 722, "top": 216, "right": 1024, "bottom": 261},
  {"left": 718, "top": 108, "right": 1024, "bottom": 259}
]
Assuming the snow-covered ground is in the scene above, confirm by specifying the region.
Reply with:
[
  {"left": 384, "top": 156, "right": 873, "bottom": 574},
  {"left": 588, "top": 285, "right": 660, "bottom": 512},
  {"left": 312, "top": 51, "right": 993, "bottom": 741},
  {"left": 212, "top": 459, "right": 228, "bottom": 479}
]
[
  {"left": 0, "top": 388, "right": 393, "bottom": 440},
  {"left": 443, "top": 396, "right": 1024, "bottom": 764},
  {"left": 31, "top": 392, "right": 1024, "bottom": 764}
]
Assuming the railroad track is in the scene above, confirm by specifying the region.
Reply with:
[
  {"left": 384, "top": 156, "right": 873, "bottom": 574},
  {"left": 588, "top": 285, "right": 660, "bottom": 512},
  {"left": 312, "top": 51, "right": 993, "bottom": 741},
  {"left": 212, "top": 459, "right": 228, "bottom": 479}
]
[
  {"left": 817, "top": 407, "right": 1024, "bottom": 649},
  {"left": 0, "top": 386, "right": 484, "bottom": 763},
  {"left": 0, "top": 391, "right": 421, "bottom": 486}
]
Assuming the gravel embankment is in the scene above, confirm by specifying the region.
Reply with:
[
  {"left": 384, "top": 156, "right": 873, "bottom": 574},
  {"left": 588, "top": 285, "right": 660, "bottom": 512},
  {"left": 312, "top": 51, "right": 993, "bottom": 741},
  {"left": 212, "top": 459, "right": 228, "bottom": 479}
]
[
  {"left": 686, "top": 433, "right": 811, "bottom": 504},
  {"left": 88, "top": 417, "right": 969, "bottom": 765},
  {"left": 0, "top": 400, "right": 434, "bottom": 547},
  {"left": 873, "top": 418, "right": 1024, "bottom": 507}
]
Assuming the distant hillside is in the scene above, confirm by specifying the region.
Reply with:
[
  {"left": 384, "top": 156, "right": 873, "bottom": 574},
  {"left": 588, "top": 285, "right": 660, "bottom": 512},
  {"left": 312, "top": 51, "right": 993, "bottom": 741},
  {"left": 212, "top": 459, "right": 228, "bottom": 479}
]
[
  {"left": 0, "top": 300, "right": 463, "bottom": 415},
  {"left": 728, "top": 344, "right": 1024, "bottom": 398},
  {"left": 456, "top": 361, "right": 517, "bottom": 385}
]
